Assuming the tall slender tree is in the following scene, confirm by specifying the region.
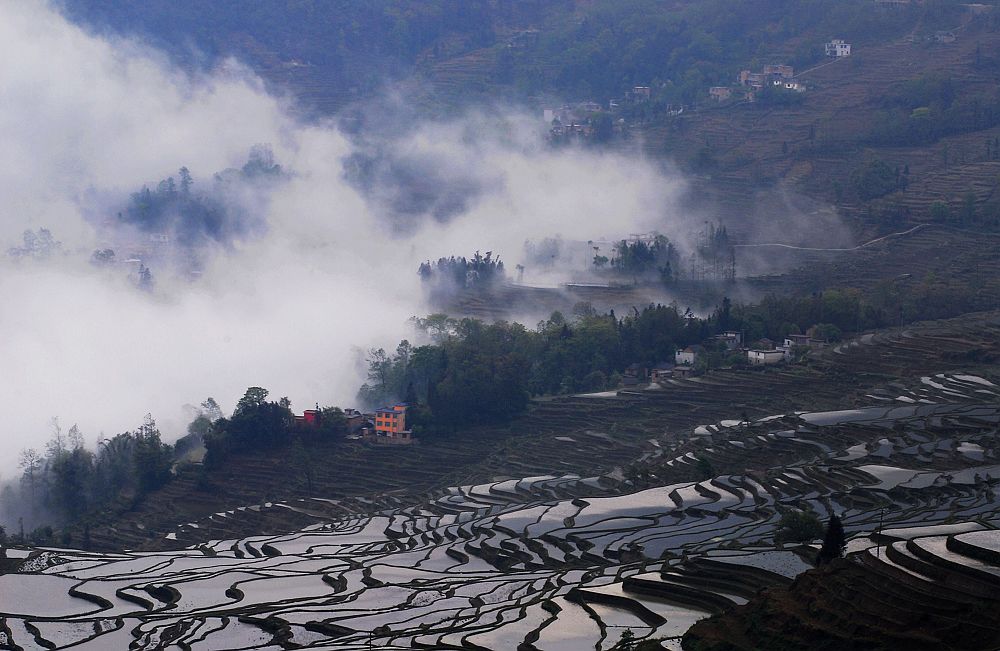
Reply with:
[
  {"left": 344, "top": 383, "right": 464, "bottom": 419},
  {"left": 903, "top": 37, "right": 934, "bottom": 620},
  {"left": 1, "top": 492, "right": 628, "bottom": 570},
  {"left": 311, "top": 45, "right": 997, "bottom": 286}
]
[{"left": 816, "top": 514, "right": 847, "bottom": 565}]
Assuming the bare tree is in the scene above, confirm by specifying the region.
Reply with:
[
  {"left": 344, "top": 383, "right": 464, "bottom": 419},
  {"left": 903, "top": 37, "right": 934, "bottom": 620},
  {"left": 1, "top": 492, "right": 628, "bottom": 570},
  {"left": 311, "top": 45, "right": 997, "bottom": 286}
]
[
  {"left": 68, "top": 424, "right": 85, "bottom": 450},
  {"left": 18, "top": 448, "right": 42, "bottom": 509},
  {"left": 45, "top": 416, "right": 65, "bottom": 458}
]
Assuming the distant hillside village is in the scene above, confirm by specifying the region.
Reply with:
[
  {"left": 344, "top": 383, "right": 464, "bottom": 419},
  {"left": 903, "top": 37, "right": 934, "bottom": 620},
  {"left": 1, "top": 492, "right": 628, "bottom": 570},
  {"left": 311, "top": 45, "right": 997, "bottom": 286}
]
[
  {"left": 544, "top": 37, "right": 853, "bottom": 142},
  {"left": 710, "top": 38, "right": 851, "bottom": 102},
  {"left": 300, "top": 326, "right": 834, "bottom": 447},
  {"left": 620, "top": 328, "right": 834, "bottom": 388},
  {"left": 295, "top": 403, "right": 418, "bottom": 446}
]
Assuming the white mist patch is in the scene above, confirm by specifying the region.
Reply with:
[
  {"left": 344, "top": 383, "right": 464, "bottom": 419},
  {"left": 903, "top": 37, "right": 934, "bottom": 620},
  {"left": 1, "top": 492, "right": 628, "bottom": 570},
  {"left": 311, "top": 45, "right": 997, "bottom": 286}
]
[
  {"left": 0, "top": 2, "right": 689, "bottom": 468},
  {"left": 384, "top": 115, "right": 687, "bottom": 285}
]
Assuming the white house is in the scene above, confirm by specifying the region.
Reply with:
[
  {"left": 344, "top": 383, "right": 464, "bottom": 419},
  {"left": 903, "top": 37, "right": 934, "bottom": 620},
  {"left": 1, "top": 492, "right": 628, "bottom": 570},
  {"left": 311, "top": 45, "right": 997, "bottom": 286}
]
[
  {"left": 675, "top": 345, "right": 700, "bottom": 366},
  {"left": 748, "top": 349, "right": 785, "bottom": 366},
  {"left": 825, "top": 39, "right": 852, "bottom": 57},
  {"left": 709, "top": 86, "right": 732, "bottom": 101},
  {"left": 784, "top": 334, "right": 827, "bottom": 350}
]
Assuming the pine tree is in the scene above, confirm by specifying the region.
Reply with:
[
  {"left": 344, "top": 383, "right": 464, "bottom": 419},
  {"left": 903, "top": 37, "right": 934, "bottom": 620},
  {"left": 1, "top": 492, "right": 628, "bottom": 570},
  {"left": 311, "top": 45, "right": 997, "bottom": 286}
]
[{"left": 816, "top": 514, "right": 846, "bottom": 565}]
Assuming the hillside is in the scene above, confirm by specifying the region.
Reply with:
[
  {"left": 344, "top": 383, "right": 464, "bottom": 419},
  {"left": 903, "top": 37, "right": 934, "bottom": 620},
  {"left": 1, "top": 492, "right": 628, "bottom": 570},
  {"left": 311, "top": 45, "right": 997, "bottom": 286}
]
[
  {"left": 4, "top": 311, "right": 1000, "bottom": 648},
  {"left": 69, "top": 308, "right": 1000, "bottom": 554},
  {"left": 60, "top": 1, "right": 1000, "bottom": 234},
  {"left": 647, "top": 8, "right": 1000, "bottom": 228}
]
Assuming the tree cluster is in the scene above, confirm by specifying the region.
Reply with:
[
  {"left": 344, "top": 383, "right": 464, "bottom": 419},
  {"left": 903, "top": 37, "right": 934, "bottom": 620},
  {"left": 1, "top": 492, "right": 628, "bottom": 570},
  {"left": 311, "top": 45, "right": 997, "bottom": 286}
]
[
  {"left": 418, "top": 251, "right": 506, "bottom": 291},
  {"left": 7, "top": 228, "right": 60, "bottom": 260},
  {"left": 117, "top": 147, "right": 282, "bottom": 248},
  {"left": 370, "top": 265, "right": 989, "bottom": 431},
  {"left": 775, "top": 509, "right": 824, "bottom": 544},
  {"left": 605, "top": 235, "right": 680, "bottom": 284},
  {"left": 867, "top": 74, "right": 1000, "bottom": 147},
  {"left": 202, "top": 388, "right": 348, "bottom": 467},
  {"left": 5, "top": 416, "right": 173, "bottom": 545},
  {"left": 850, "top": 158, "right": 909, "bottom": 201},
  {"left": 362, "top": 304, "right": 715, "bottom": 431}
]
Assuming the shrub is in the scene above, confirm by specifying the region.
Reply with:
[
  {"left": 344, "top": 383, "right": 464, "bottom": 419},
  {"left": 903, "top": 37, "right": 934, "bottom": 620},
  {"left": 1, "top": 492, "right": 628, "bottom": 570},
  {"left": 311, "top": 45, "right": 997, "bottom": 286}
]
[{"left": 775, "top": 510, "right": 824, "bottom": 544}]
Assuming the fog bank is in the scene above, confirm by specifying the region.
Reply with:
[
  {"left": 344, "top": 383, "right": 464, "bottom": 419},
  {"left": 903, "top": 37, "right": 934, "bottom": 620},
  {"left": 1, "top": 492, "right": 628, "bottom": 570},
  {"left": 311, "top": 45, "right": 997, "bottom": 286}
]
[{"left": 0, "top": 2, "right": 691, "bottom": 469}]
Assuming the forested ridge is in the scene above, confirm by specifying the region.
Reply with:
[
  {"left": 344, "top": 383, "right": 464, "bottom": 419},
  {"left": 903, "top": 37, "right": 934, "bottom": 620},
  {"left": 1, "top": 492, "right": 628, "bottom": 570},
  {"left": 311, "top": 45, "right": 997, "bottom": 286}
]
[{"left": 60, "top": 0, "right": 956, "bottom": 106}]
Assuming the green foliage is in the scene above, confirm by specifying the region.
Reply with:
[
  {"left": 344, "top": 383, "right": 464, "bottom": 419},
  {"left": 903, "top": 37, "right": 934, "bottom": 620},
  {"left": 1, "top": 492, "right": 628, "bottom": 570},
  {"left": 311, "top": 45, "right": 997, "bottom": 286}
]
[
  {"left": 12, "top": 415, "right": 177, "bottom": 533},
  {"left": 816, "top": 514, "right": 847, "bottom": 565},
  {"left": 175, "top": 414, "right": 211, "bottom": 458},
  {"left": 609, "top": 235, "right": 680, "bottom": 283},
  {"left": 930, "top": 200, "right": 952, "bottom": 222},
  {"left": 756, "top": 84, "right": 805, "bottom": 107},
  {"left": 132, "top": 416, "right": 173, "bottom": 495},
  {"left": 116, "top": 150, "right": 281, "bottom": 248},
  {"left": 316, "top": 407, "right": 349, "bottom": 436},
  {"left": 591, "top": 112, "right": 615, "bottom": 142},
  {"left": 431, "top": 322, "right": 532, "bottom": 429},
  {"left": 378, "top": 274, "right": 972, "bottom": 430},
  {"left": 203, "top": 389, "right": 348, "bottom": 468},
  {"left": 65, "top": 0, "right": 531, "bottom": 92},
  {"left": 809, "top": 323, "right": 842, "bottom": 342},
  {"left": 867, "top": 74, "right": 1000, "bottom": 147},
  {"left": 775, "top": 510, "right": 824, "bottom": 544},
  {"left": 850, "top": 158, "right": 907, "bottom": 201},
  {"left": 49, "top": 448, "right": 94, "bottom": 518},
  {"left": 29, "top": 525, "right": 54, "bottom": 546},
  {"left": 205, "top": 388, "right": 294, "bottom": 466},
  {"left": 236, "top": 387, "right": 271, "bottom": 414},
  {"left": 418, "top": 251, "right": 505, "bottom": 291}
]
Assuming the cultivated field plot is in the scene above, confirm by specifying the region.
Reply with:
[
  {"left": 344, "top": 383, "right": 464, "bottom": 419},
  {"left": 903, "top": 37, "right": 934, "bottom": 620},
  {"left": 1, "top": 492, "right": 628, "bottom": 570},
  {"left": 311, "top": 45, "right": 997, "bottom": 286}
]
[{"left": 2, "top": 361, "right": 1000, "bottom": 649}]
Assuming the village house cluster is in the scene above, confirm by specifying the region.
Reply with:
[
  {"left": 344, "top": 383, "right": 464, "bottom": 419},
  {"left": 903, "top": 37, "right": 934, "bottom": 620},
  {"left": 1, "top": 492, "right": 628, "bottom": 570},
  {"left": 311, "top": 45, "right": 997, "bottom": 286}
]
[
  {"left": 543, "top": 102, "right": 623, "bottom": 141},
  {"left": 620, "top": 329, "right": 832, "bottom": 389},
  {"left": 709, "top": 38, "right": 851, "bottom": 102},
  {"left": 293, "top": 404, "right": 418, "bottom": 445},
  {"left": 544, "top": 85, "right": 682, "bottom": 143}
]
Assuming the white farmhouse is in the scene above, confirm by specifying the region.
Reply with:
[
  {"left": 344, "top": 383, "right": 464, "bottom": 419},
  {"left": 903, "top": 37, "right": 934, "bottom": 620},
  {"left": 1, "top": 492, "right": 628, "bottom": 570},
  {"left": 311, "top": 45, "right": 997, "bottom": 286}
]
[
  {"left": 748, "top": 349, "right": 785, "bottom": 366},
  {"left": 675, "top": 345, "right": 701, "bottom": 366},
  {"left": 825, "top": 39, "right": 852, "bottom": 57}
]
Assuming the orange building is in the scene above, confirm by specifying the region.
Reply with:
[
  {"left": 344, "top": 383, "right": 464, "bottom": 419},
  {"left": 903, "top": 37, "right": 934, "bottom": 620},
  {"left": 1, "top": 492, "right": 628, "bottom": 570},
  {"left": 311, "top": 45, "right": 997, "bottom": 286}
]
[{"left": 374, "top": 404, "right": 411, "bottom": 441}]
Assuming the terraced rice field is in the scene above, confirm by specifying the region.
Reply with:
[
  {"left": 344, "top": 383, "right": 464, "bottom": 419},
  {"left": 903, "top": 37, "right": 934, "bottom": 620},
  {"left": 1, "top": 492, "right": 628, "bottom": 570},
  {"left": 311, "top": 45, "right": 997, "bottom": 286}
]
[{"left": 3, "top": 311, "right": 1000, "bottom": 649}]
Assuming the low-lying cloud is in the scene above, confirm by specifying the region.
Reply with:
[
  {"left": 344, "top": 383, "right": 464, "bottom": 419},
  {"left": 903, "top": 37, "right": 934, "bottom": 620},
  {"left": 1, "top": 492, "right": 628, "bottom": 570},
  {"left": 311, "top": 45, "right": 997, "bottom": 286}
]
[{"left": 0, "top": 1, "right": 690, "bottom": 470}]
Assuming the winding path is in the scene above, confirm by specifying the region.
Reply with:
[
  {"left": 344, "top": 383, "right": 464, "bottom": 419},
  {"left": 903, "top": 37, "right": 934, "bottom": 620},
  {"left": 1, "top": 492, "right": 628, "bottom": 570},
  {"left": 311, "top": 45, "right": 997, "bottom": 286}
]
[{"left": 734, "top": 223, "right": 930, "bottom": 253}]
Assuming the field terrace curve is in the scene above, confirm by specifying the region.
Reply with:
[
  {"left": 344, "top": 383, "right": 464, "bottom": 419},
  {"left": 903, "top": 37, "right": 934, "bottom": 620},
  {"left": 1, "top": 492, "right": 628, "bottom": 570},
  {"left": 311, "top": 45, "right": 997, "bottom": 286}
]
[{"left": 2, "top": 313, "right": 1000, "bottom": 650}]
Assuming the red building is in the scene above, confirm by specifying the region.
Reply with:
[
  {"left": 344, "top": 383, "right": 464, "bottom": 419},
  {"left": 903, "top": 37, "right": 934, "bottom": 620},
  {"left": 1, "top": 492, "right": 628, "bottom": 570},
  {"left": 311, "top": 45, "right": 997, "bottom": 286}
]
[{"left": 293, "top": 409, "right": 320, "bottom": 429}]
